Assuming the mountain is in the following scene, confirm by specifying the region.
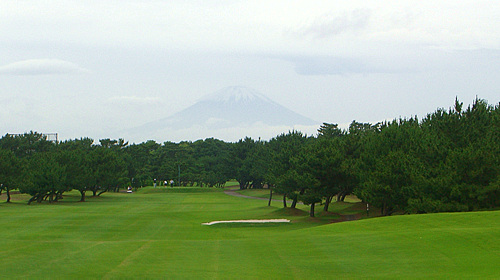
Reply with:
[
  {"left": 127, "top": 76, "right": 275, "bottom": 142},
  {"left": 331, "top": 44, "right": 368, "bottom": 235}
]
[{"left": 124, "top": 86, "right": 319, "bottom": 142}]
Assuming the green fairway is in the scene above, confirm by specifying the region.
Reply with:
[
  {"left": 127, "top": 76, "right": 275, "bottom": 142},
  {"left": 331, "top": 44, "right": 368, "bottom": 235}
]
[{"left": 0, "top": 188, "right": 499, "bottom": 279}]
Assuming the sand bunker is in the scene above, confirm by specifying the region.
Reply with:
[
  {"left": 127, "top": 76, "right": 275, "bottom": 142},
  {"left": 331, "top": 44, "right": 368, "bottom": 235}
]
[{"left": 202, "top": 219, "right": 290, "bottom": 226}]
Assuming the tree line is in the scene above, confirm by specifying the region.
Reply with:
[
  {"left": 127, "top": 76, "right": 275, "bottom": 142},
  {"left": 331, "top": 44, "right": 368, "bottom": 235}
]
[
  {"left": 1, "top": 98, "right": 498, "bottom": 217},
  {"left": 0, "top": 136, "right": 129, "bottom": 203}
]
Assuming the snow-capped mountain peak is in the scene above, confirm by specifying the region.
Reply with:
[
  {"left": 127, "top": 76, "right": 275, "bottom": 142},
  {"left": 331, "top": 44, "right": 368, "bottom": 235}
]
[{"left": 199, "top": 86, "right": 275, "bottom": 104}]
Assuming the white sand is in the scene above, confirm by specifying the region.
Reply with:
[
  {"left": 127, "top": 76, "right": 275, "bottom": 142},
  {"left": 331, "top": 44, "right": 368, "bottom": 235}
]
[{"left": 202, "top": 219, "right": 290, "bottom": 226}]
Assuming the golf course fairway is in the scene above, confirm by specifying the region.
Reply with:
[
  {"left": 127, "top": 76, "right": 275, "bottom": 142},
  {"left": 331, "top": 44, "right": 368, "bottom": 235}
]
[{"left": 0, "top": 187, "right": 499, "bottom": 279}]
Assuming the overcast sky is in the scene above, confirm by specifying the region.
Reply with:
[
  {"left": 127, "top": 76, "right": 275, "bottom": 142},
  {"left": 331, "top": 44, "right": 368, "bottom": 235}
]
[{"left": 1, "top": 1, "right": 499, "bottom": 143}]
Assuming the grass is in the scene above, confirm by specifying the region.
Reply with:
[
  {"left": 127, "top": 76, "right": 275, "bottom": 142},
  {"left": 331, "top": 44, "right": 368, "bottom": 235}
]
[
  {"left": 237, "top": 188, "right": 271, "bottom": 199},
  {"left": 0, "top": 188, "right": 499, "bottom": 279}
]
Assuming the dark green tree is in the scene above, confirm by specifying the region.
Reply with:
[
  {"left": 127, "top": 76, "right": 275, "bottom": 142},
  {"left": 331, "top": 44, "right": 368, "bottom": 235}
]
[
  {"left": 0, "top": 148, "right": 25, "bottom": 202},
  {"left": 58, "top": 138, "right": 96, "bottom": 202},
  {"left": 267, "top": 131, "right": 312, "bottom": 208},
  {"left": 20, "top": 151, "right": 67, "bottom": 204}
]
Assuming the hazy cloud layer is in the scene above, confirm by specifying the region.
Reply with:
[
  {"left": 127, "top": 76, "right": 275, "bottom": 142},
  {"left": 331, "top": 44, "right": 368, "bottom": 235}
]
[
  {"left": 107, "top": 96, "right": 162, "bottom": 106},
  {"left": 121, "top": 123, "right": 322, "bottom": 144},
  {"left": 0, "top": 59, "right": 90, "bottom": 75},
  {"left": 290, "top": 56, "right": 367, "bottom": 75}
]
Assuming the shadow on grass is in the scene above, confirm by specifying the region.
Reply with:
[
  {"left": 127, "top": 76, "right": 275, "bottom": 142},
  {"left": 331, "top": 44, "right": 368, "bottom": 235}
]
[
  {"left": 272, "top": 207, "right": 308, "bottom": 216},
  {"left": 138, "top": 187, "right": 223, "bottom": 194},
  {"left": 0, "top": 190, "right": 130, "bottom": 205}
]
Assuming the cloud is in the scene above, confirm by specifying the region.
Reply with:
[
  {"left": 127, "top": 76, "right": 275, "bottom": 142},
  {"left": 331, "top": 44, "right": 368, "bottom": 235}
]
[
  {"left": 0, "top": 59, "right": 90, "bottom": 75},
  {"left": 297, "top": 9, "right": 371, "bottom": 39},
  {"left": 282, "top": 54, "right": 408, "bottom": 75},
  {"left": 281, "top": 48, "right": 500, "bottom": 76}
]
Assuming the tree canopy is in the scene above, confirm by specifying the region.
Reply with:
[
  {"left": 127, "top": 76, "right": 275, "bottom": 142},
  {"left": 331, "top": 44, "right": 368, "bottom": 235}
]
[{"left": 0, "top": 98, "right": 498, "bottom": 215}]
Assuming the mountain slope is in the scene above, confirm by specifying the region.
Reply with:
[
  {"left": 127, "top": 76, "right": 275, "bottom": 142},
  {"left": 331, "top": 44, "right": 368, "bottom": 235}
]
[{"left": 125, "top": 86, "right": 319, "bottom": 142}]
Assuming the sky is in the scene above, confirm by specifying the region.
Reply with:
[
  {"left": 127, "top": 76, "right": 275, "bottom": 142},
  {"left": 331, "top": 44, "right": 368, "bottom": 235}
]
[{"left": 1, "top": 0, "right": 499, "bottom": 143}]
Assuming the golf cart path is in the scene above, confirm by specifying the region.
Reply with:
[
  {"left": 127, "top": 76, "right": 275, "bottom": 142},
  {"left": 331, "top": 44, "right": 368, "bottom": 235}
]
[{"left": 223, "top": 186, "right": 269, "bottom": 200}]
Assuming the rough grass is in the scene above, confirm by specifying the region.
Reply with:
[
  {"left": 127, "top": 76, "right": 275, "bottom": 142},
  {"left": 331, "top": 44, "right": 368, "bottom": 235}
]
[{"left": 0, "top": 188, "right": 498, "bottom": 279}]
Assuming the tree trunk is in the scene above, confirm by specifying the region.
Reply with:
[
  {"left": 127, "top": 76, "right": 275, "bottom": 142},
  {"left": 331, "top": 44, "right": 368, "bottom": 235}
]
[
  {"left": 6, "top": 187, "right": 11, "bottom": 203},
  {"left": 310, "top": 203, "right": 315, "bottom": 217},
  {"left": 79, "top": 190, "right": 86, "bottom": 202},
  {"left": 382, "top": 202, "right": 394, "bottom": 216},
  {"left": 339, "top": 190, "right": 349, "bottom": 202},
  {"left": 291, "top": 188, "right": 305, "bottom": 209},
  {"left": 386, "top": 206, "right": 394, "bottom": 216},
  {"left": 54, "top": 191, "right": 63, "bottom": 202},
  {"left": 282, "top": 194, "right": 287, "bottom": 208},
  {"left": 268, "top": 187, "right": 273, "bottom": 206},
  {"left": 28, "top": 195, "right": 37, "bottom": 205},
  {"left": 323, "top": 196, "right": 332, "bottom": 212},
  {"left": 340, "top": 192, "right": 346, "bottom": 202},
  {"left": 97, "top": 189, "right": 107, "bottom": 196}
]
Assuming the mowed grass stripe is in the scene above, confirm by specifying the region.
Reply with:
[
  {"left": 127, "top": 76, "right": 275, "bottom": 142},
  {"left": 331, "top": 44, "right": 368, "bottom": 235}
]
[
  {"left": 284, "top": 211, "right": 500, "bottom": 278},
  {"left": 0, "top": 188, "right": 499, "bottom": 279}
]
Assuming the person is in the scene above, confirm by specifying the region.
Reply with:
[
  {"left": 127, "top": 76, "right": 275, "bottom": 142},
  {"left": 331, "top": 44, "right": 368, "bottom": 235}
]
[
  {"left": 127, "top": 186, "right": 133, "bottom": 193},
  {"left": 164, "top": 180, "right": 168, "bottom": 187},
  {"left": 154, "top": 178, "right": 157, "bottom": 188},
  {"left": 170, "top": 179, "right": 174, "bottom": 187}
]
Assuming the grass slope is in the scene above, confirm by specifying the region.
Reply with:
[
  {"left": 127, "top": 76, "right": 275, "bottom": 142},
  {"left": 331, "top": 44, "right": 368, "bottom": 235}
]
[{"left": 0, "top": 188, "right": 498, "bottom": 279}]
